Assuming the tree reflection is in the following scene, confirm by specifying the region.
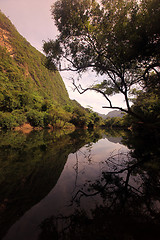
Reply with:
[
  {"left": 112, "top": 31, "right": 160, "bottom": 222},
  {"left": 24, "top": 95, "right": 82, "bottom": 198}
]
[
  {"left": 38, "top": 128, "right": 160, "bottom": 240},
  {"left": 73, "top": 151, "right": 160, "bottom": 218}
]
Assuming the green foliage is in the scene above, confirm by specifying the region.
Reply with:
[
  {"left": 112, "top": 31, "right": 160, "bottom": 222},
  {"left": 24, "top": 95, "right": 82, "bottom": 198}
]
[
  {"left": 70, "top": 106, "right": 88, "bottom": 128},
  {"left": 131, "top": 92, "right": 160, "bottom": 123},
  {"left": 44, "top": 0, "right": 160, "bottom": 123},
  {"left": 26, "top": 110, "right": 45, "bottom": 127},
  {"left": 87, "top": 111, "right": 102, "bottom": 128},
  {"left": 69, "top": 106, "right": 103, "bottom": 128},
  {"left": 12, "top": 110, "right": 27, "bottom": 125},
  {"left": 104, "top": 116, "right": 128, "bottom": 128},
  {"left": 0, "top": 110, "right": 27, "bottom": 129},
  {"left": 63, "top": 104, "right": 73, "bottom": 113},
  {"left": 0, "top": 112, "right": 17, "bottom": 129},
  {"left": 0, "top": 11, "right": 104, "bottom": 129},
  {"left": 125, "top": 71, "right": 160, "bottom": 126},
  {"left": 0, "top": 12, "right": 69, "bottom": 96}
]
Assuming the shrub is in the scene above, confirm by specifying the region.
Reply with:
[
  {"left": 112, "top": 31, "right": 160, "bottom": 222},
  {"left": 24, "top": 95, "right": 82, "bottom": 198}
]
[
  {"left": 0, "top": 112, "right": 17, "bottom": 129},
  {"left": 105, "top": 116, "right": 127, "bottom": 128},
  {"left": 12, "top": 110, "right": 27, "bottom": 125},
  {"left": 43, "top": 112, "right": 53, "bottom": 127},
  {"left": 26, "top": 110, "right": 45, "bottom": 127}
]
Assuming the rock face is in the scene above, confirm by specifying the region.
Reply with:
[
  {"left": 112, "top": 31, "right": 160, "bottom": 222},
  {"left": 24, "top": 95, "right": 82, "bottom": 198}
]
[{"left": 0, "top": 27, "right": 13, "bottom": 54}]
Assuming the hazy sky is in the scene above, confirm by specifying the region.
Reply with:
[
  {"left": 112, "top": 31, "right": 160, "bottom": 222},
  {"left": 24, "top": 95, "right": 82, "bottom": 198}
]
[{"left": 0, "top": 0, "right": 125, "bottom": 114}]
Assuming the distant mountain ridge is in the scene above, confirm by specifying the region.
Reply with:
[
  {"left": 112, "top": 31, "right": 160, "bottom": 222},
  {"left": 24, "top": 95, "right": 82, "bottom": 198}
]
[{"left": 98, "top": 110, "right": 125, "bottom": 119}]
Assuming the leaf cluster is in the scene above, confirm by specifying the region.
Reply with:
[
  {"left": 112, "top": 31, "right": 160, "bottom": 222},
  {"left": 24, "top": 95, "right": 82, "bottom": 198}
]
[
  {"left": 43, "top": 0, "right": 160, "bottom": 121},
  {"left": 44, "top": 0, "right": 160, "bottom": 71}
]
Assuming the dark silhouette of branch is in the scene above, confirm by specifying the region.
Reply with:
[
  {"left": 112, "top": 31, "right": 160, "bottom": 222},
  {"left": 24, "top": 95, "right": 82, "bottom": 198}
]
[{"left": 72, "top": 78, "right": 117, "bottom": 109}]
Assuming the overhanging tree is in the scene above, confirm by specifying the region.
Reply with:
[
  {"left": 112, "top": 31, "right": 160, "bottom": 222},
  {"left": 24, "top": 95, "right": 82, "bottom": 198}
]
[{"left": 43, "top": 0, "right": 160, "bottom": 121}]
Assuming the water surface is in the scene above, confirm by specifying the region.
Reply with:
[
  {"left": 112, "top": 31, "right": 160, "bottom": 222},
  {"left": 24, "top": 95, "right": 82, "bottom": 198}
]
[{"left": 0, "top": 128, "right": 160, "bottom": 240}]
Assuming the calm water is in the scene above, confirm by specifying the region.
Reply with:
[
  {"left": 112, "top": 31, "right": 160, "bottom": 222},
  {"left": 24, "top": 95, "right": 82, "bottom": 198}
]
[{"left": 0, "top": 128, "right": 160, "bottom": 240}]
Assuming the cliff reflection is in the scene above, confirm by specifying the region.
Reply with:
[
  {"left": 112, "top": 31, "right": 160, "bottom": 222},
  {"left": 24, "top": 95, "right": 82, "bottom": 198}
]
[{"left": 0, "top": 129, "right": 102, "bottom": 239}]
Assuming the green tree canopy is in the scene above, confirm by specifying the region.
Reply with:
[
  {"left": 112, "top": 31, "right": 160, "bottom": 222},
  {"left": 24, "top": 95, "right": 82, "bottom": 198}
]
[{"left": 43, "top": 0, "right": 160, "bottom": 121}]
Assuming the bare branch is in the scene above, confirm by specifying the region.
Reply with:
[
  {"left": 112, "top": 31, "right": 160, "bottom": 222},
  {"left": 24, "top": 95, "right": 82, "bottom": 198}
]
[
  {"left": 72, "top": 79, "right": 113, "bottom": 108},
  {"left": 102, "top": 106, "right": 128, "bottom": 113}
]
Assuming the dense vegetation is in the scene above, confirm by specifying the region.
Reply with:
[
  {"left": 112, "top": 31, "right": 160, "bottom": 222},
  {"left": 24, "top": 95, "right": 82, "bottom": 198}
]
[
  {"left": 44, "top": 0, "right": 160, "bottom": 128},
  {"left": 0, "top": 11, "right": 101, "bottom": 130}
]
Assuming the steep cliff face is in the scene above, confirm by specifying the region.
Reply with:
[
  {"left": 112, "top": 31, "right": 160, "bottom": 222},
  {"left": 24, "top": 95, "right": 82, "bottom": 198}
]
[
  {"left": 0, "top": 11, "right": 95, "bottom": 130},
  {"left": 0, "top": 10, "right": 70, "bottom": 112}
]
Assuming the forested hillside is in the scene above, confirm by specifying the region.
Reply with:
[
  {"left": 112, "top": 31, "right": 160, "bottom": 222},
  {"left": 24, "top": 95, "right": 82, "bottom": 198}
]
[
  {"left": 0, "top": 10, "right": 70, "bottom": 105},
  {"left": 0, "top": 11, "right": 101, "bottom": 130}
]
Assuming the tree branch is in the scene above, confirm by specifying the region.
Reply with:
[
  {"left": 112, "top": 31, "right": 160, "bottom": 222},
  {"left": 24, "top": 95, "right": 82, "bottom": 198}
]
[
  {"left": 143, "top": 62, "right": 160, "bottom": 81},
  {"left": 102, "top": 106, "right": 128, "bottom": 114},
  {"left": 72, "top": 79, "right": 113, "bottom": 108}
]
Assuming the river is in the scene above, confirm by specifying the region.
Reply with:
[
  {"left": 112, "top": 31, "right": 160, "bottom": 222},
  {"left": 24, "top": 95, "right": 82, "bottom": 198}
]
[{"left": 0, "top": 128, "right": 160, "bottom": 240}]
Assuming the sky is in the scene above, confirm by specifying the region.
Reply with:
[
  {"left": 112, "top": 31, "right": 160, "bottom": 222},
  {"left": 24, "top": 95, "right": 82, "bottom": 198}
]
[{"left": 0, "top": 0, "right": 126, "bottom": 114}]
